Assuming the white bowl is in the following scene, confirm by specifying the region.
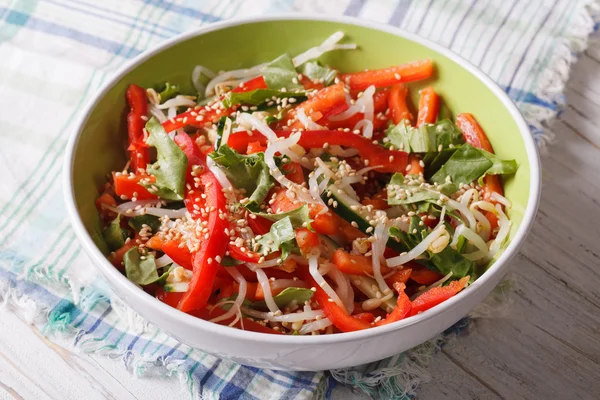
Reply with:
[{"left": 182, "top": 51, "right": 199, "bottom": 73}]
[{"left": 64, "top": 15, "right": 541, "bottom": 371}]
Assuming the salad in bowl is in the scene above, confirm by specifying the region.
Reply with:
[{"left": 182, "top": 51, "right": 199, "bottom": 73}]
[{"left": 95, "top": 32, "right": 517, "bottom": 336}]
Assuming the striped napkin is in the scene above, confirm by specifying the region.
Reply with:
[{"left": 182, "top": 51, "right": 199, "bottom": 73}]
[{"left": 0, "top": 1, "right": 597, "bottom": 399}]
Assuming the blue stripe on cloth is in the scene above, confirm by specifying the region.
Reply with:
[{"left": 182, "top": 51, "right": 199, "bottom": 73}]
[
  {"left": 58, "top": 0, "right": 181, "bottom": 35},
  {"left": 503, "top": 86, "right": 557, "bottom": 110},
  {"left": 388, "top": 0, "right": 413, "bottom": 26},
  {"left": 142, "top": 0, "right": 220, "bottom": 22},
  {"left": 247, "top": 366, "right": 318, "bottom": 390},
  {"left": 415, "top": 0, "right": 434, "bottom": 33},
  {"left": 344, "top": 0, "right": 366, "bottom": 17},
  {"left": 448, "top": 0, "right": 478, "bottom": 48},
  {"left": 199, "top": 358, "right": 223, "bottom": 388},
  {"left": 42, "top": 0, "right": 172, "bottom": 39},
  {"left": 477, "top": 0, "right": 518, "bottom": 66},
  {"left": 0, "top": 8, "right": 142, "bottom": 56},
  {"left": 505, "top": 0, "right": 559, "bottom": 89},
  {"left": 220, "top": 369, "right": 260, "bottom": 400}
]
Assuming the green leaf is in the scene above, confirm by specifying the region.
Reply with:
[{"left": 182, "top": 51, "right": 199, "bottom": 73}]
[
  {"left": 103, "top": 214, "right": 128, "bottom": 251},
  {"left": 252, "top": 205, "right": 311, "bottom": 228},
  {"left": 221, "top": 256, "right": 243, "bottom": 266},
  {"left": 144, "top": 118, "right": 188, "bottom": 200},
  {"left": 123, "top": 247, "right": 168, "bottom": 285},
  {"left": 429, "top": 247, "right": 473, "bottom": 278},
  {"left": 385, "top": 119, "right": 464, "bottom": 153},
  {"left": 255, "top": 217, "right": 297, "bottom": 259},
  {"left": 128, "top": 215, "right": 161, "bottom": 233},
  {"left": 430, "top": 143, "right": 517, "bottom": 185},
  {"left": 387, "top": 173, "right": 458, "bottom": 206},
  {"left": 222, "top": 89, "right": 306, "bottom": 109},
  {"left": 156, "top": 82, "right": 180, "bottom": 103},
  {"left": 262, "top": 54, "right": 303, "bottom": 90},
  {"left": 388, "top": 216, "right": 474, "bottom": 278},
  {"left": 251, "top": 287, "right": 314, "bottom": 309},
  {"left": 298, "top": 61, "right": 337, "bottom": 85},
  {"left": 209, "top": 145, "right": 274, "bottom": 211}
]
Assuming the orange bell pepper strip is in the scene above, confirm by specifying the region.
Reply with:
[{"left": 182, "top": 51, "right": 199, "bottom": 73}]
[
  {"left": 145, "top": 235, "right": 164, "bottom": 251},
  {"left": 339, "top": 59, "right": 434, "bottom": 91},
  {"left": 246, "top": 141, "right": 267, "bottom": 154},
  {"left": 406, "top": 154, "right": 424, "bottom": 176},
  {"left": 332, "top": 248, "right": 392, "bottom": 276},
  {"left": 125, "top": 84, "right": 150, "bottom": 172},
  {"left": 409, "top": 276, "right": 469, "bottom": 316},
  {"left": 388, "top": 84, "right": 413, "bottom": 125},
  {"left": 416, "top": 86, "right": 440, "bottom": 126},
  {"left": 320, "top": 88, "right": 390, "bottom": 130},
  {"left": 162, "top": 240, "right": 194, "bottom": 270},
  {"left": 112, "top": 172, "right": 157, "bottom": 200},
  {"left": 283, "top": 82, "right": 348, "bottom": 128},
  {"left": 455, "top": 113, "right": 503, "bottom": 223},
  {"left": 295, "top": 228, "right": 320, "bottom": 255}
]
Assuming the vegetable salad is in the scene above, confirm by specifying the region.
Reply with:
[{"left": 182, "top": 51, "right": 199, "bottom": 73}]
[{"left": 96, "top": 32, "right": 517, "bottom": 335}]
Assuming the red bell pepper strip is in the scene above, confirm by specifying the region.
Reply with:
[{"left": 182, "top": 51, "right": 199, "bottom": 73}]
[
  {"left": 384, "top": 268, "right": 413, "bottom": 288},
  {"left": 247, "top": 214, "right": 273, "bottom": 235},
  {"left": 409, "top": 264, "right": 444, "bottom": 285},
  {"left": 455, "top": 113, "right": 503, "bottom": 204},
  {"left": 156, "top": 287, "right": 184, "bottom": 308},
  {"left": 281, "top": 161, "right": 305, "bottom": 185},
  {"left": 299, "top": 266, "right": 412, "bottom": 332},
  {"left": 388, "top": 84, "right": 413, "bottom": 125},
  {"left": 226, "top": 131, "right": 268, "bottom": 153},
  {"left": 339, "top": 59, "right": 434, "bottom": 91},
  {"left": 232, "top": 76, "right": 268, "bottom": 93},
  {"left": 276, "top": 130, "right": 408, "bottom": 173},
  {"left": 162, "top": 240, "right": 193, "bottom": 270},
  {"left": 174, "top": 134, "right": 229, "bottom": 313},
  {"left": 112, "top": 172, "right": 157, "bottom": 200},
  {"left": 108, "top": 236, "right": 141, "bottom": 268},
  {"left": 227, "top": 243, "right": 261, "bottom": 263},
  {"left": 299, "top": 75, "right": 325, "bottom": 91},
  {"left": 126, "top": 84, "right": 150, "bottom": 172},
  {"left": 416, "top": 86, "right": 440, "bottom": 126},
  {"left": 162, "top": 106, "right": 234, "bottom": 133},
  {"left": 409, "top": 276, "right": 469, "bottom": 316}
]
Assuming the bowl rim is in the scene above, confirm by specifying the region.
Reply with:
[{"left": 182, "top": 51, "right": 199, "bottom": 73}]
[{"left": 63, "top": 13, "right": 541, "bottom": 345}]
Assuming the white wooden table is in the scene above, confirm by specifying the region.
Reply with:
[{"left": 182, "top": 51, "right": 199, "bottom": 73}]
[{"left": 2, "top": 34, "right": 600, "bottom": 400}]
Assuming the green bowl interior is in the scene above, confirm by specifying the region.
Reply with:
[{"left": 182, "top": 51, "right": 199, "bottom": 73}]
[{"left": 72, "top": 19, "right": 530, "bottom": 262}]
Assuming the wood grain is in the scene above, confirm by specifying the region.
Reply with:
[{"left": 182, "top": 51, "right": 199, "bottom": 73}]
[{"left": 2, "top": 29, "right": 600, "bottom": 400}]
